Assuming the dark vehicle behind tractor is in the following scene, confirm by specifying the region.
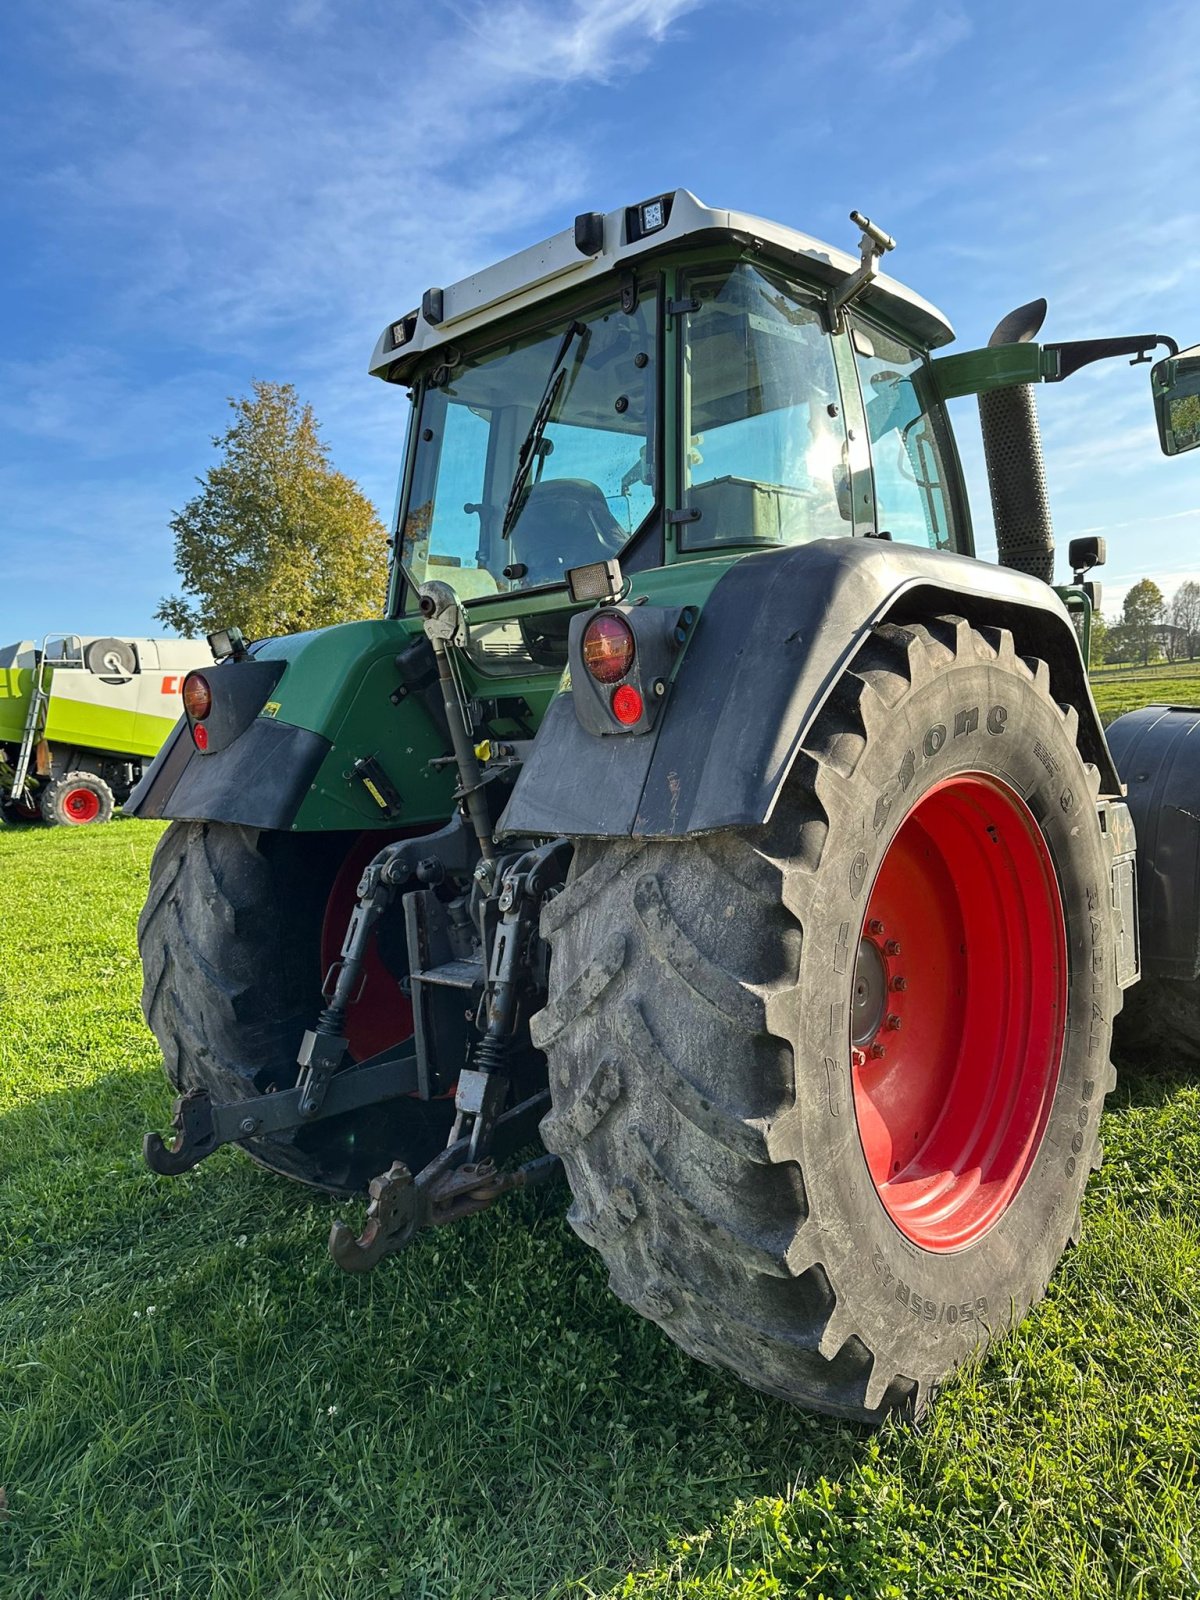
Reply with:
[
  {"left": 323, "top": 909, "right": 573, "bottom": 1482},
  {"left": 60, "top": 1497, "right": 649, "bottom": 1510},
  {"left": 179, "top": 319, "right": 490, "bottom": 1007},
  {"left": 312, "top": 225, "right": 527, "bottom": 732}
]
[{"left": 131, "top": 193, "right": 1200, "bottom": 1422}]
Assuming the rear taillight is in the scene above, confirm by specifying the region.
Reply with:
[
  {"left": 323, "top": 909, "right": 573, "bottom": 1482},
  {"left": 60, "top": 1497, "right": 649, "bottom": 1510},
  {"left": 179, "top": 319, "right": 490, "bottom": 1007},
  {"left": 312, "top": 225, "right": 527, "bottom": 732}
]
[
  {"left": 182, "top": 672, "right": 212, "bottom": 720},
  {"left": 582, "top": 613, "right": 635, "bottom": 683},
  {"left": 611, "top": 684, "right": 644, "bottom": 725}
]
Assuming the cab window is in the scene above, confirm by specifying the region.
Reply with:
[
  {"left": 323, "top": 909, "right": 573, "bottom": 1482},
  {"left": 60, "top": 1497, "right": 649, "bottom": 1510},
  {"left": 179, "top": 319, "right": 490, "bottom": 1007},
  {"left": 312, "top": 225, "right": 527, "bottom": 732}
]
[
  {"left": 851, "top": 322, "right": 962, "bottom": 551},
  {"left": 681, "top": 262, "right": 852, "bottom": 549}
]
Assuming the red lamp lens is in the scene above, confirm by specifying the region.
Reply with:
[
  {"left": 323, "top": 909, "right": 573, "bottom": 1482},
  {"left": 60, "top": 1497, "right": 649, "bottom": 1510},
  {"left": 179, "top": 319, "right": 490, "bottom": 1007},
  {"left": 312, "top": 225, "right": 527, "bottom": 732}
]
[
  {"left": 192, "top": 722, "right": 210, "bottom": 751},
  {"left": 182, "top": 672, "right": 212, "bottom": 720},
  {"left": 582, "top": 613, "right": 635, "bottom": 683},
  {"left": 611, "top": 684, "right": 644, "bottom": 725}
]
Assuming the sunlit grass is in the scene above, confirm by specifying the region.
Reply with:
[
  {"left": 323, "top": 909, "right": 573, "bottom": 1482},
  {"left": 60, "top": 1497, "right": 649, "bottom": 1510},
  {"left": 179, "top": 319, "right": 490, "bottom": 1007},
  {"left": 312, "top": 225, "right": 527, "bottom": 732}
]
[
  {"left": 1089, "top": 659, "right": 1200, "bottom": 724},
  {"left": 1, "top": 813, "right": 1198, "bottom": 1599}
]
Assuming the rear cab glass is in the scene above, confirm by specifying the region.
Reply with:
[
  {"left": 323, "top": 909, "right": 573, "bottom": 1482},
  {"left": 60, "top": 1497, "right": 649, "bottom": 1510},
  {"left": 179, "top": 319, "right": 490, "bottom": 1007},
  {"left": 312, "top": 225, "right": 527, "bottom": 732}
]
[{"left": 850, "top": 319, "right": 968, "bottom": 554}]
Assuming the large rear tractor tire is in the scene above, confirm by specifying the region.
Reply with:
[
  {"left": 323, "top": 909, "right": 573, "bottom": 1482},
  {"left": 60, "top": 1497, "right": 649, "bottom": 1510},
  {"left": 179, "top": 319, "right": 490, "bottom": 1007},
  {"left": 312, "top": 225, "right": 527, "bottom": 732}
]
[
  {"left": 536, "top": 618, "right": 1120, "bottom": 1422},
  {"left": 1114, "top": 976, "right": 1200, "bottom": 1064},
  {"left": 41, "top": 772, "right": 115, "bottom": 826},
  {"left": 139, "top": 821, "right": 454, "bottom": 1194}
]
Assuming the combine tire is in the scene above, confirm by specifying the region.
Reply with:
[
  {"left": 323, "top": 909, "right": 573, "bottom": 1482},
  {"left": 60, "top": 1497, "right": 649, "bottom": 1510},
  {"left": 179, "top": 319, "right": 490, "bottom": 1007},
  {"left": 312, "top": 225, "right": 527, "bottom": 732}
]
[
  {"left": 139, "top": 821, "right": 453, "bottom": 1194},
  {"left": 536, "top": 618, "right": 1119, "bottom": 1421},
  {"left": 41, "top": 772, "right": 115, "bottom": 826}
]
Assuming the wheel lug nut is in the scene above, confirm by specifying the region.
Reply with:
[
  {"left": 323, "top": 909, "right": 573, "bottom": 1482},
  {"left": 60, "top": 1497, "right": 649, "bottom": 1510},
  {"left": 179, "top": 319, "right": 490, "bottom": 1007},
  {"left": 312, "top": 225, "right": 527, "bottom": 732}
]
[
  {"left": 886, "top": 1013, "right": 902, "bottom": 1031},
  {"left": 884, "top": 939, "right": 901, "bottom": 956},
  {"left": 869, "top": 1042, "right": 886, "bottom": 1059},
  {"left": 868, "top": 919, "right": 885, "bottom": 936},
  {"left": 890, "top": 975, "right": 907, "bottom": 992}
]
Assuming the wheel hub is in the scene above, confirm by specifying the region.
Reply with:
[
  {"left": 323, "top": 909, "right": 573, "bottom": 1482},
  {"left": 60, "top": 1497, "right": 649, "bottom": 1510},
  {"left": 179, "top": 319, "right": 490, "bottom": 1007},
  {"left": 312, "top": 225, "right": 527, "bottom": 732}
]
[{"left": 850, "top": 936, "right": 889, "bottom": 1048}]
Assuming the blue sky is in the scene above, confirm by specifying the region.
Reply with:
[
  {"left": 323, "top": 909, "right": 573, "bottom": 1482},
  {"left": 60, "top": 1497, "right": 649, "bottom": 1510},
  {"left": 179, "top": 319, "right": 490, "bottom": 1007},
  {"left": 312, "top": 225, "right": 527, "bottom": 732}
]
[{"left": 1, "top": 0, "right": 1196, "bottom": 644}]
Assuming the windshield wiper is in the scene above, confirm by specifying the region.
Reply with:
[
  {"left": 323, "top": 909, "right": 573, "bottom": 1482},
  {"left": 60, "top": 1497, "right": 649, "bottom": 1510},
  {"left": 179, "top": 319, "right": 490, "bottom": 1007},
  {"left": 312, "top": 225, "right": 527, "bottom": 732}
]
[{"left": 500, "top": 319, "right": 587, "bottom": 542}]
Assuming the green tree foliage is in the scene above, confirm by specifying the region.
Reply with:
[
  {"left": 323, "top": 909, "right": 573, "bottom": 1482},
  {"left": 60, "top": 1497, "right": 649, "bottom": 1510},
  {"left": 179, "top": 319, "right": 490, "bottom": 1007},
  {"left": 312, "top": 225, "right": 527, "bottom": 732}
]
[
  {"left": 156, "top": 381, "right": 388, "bottom": 639},
  {"left": 1168, "top": 391, "right": 1200, "bottom": 448},
  {"left": 1170, "top": 579, "right": 1200, "bottom": 660},
  {"left": 1121, "top": 577, "right": 1165, "bottom": 667},
  {"left": 1087, "top": 608, "right": 1108, "bottom": 664}
]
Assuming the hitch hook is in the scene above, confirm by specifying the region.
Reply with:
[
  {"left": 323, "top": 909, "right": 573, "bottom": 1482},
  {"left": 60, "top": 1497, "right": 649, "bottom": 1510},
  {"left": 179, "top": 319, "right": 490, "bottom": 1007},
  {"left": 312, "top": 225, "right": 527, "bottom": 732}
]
[{"left": 143, "top": 1089, "right": 217, "bottom": 1176}]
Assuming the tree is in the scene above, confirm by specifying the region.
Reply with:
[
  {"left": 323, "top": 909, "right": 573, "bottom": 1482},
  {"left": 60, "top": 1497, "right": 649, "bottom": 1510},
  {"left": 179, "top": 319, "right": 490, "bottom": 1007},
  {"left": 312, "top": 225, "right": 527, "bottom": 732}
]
[
  {"left": 1171, "top": 580, "right": 1200, "bottom": 660},
  {"left": 1122, "top": 578, "right": 1165, "bottom": 667},
  {"left": 157, "top": 381, "right": 388, "bottom": 639},
  {"left": 1087, "top": 608, "right": 1108, "bottom": 665}
]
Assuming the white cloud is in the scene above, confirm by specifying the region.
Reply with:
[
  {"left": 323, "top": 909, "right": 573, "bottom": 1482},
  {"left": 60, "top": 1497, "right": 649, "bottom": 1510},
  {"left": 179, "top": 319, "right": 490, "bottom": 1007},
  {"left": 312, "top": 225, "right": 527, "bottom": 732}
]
[{"left": 456, "top": 0, "right": 705, "bottom": 82}]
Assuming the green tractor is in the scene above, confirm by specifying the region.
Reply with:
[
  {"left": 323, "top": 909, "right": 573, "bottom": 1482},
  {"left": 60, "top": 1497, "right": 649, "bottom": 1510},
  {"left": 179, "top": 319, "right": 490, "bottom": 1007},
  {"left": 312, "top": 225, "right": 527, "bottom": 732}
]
[{"left": 134, "top": 193, "right": 1200, "bottom": 1422}]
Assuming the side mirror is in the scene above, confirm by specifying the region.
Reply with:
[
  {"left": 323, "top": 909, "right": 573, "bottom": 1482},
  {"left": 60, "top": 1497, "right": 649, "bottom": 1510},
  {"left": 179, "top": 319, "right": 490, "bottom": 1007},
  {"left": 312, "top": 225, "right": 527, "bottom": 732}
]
[{"left": 1152, "top": 345, "right": 1200, "bottom": 455}]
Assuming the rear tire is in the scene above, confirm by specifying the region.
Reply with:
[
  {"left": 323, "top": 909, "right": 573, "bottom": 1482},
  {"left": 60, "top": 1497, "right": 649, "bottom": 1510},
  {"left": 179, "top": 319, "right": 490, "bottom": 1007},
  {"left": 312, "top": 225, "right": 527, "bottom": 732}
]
[
  {"left": 41, "top": 772, "right": 115, "bottom": 826},
  {"left": 139, "top": 820, "right": 454, "bottom": 1194},
  {"left": 536, "top": 618, "right": 1120, "bottom": 1421},
  {"left": 1114, "top": 975, "right": 1200, "bottom": 1064}
]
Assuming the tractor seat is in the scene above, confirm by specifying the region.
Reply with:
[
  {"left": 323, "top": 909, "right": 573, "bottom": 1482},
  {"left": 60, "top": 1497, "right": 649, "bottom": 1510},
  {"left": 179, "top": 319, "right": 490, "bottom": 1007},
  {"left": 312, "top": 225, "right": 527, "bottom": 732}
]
[{"left": 507, "top": 477, "right": 624, "bottom": 587}]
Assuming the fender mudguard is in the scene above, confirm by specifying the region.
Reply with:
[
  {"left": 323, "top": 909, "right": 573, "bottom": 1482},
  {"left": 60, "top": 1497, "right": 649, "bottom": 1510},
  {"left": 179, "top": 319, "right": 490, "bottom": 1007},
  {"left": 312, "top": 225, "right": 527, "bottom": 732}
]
[
  {"left": 1106, "top": 704, "right": 1200, "bottom": 980},
  {"left": 498, "top": 538, "right": 1120, "bottom": 841},
  {"left": 124, "top": 714, "right": 332, "bottom": 831}
]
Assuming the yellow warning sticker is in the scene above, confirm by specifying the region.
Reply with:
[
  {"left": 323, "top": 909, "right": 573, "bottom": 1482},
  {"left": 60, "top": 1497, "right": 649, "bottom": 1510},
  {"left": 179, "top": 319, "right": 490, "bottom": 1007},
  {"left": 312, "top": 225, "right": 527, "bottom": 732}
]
[{"left": 262, "top": 701, "right": 281, "bottom": 718}]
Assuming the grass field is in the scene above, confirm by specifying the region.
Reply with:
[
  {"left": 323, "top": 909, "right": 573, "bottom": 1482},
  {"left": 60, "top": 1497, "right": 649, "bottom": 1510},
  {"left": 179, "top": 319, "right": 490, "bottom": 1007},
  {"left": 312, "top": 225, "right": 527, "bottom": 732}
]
[
  {"left": 2, "top": 685, "right": 1199, "bottom": 1597},
  {"left": 1088, "top": 659, "right": 1200, "bottom": 725}
]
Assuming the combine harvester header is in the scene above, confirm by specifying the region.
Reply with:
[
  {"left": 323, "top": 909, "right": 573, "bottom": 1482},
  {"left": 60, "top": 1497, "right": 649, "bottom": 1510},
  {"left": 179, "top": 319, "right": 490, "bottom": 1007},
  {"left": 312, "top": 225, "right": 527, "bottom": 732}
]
[{"left": 0, "top": 633, "right": 210, "bottom": 825}]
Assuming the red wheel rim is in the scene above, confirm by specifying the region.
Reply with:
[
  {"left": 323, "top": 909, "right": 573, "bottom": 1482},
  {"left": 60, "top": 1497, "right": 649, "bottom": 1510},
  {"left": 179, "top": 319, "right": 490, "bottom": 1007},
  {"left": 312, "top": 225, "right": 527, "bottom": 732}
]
[
  {"left": 319, "top": 831, "right": 419, "bottom": 1063},
  {"left": 850, "top": 773, "right": 1067, "bottom": 1252},
  {"left": 63, "top": 787, "right": 101, "bottom": 823}
]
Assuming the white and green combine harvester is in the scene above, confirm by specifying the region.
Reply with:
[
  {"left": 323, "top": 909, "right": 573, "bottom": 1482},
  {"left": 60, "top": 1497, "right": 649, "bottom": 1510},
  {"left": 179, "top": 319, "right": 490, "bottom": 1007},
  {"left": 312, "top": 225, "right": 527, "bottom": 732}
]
[{"left": 0, "top": 634, "right": 211, "bottom": 825}]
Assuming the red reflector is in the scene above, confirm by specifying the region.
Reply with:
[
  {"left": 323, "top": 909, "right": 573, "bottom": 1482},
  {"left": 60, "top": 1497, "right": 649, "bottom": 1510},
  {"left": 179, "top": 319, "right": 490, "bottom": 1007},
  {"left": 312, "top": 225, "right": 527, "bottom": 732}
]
[
  {"left": 582, "top": 612, "right": 635, "bottom": 683},
  {"left": 182, "top": 672, "right": 212, "bottom": 720},
  {"left": 611, "top": 684, "right": 643, "bottom": 725},
  {"left": 192, "top": 722, "right": 210, "bottom": 751}
]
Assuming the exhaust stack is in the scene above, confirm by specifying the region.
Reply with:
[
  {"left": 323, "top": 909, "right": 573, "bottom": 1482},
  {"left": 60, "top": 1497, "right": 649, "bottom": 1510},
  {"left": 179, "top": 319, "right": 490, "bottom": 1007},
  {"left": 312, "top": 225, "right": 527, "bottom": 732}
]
[{"left": 978, "top": 298, "right": 1055, "bottom": 583}]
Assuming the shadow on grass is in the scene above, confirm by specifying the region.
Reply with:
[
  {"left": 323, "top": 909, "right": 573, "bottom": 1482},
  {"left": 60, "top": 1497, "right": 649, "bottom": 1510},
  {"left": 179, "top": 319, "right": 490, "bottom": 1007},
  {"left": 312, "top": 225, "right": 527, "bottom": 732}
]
[{"left": 0, "top": 1070, "right": 906, "bottom": 1598}]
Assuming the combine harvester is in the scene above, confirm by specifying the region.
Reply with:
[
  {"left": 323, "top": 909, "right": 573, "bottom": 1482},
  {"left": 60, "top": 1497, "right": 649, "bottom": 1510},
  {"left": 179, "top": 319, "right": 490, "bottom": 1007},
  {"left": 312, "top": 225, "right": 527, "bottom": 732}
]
[
  {"left": 132, "top": 193, "right": 1200, "bottom": 1421},
  {"left": 0, "top": 633, "right": 209, "bottom": 825}
]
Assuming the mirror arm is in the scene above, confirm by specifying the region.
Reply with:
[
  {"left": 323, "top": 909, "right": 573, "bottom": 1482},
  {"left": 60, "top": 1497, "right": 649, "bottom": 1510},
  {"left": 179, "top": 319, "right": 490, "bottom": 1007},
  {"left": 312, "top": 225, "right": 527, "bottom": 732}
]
[{"left": 1043, "top": 334, "right": 1179, "bottom": 382}]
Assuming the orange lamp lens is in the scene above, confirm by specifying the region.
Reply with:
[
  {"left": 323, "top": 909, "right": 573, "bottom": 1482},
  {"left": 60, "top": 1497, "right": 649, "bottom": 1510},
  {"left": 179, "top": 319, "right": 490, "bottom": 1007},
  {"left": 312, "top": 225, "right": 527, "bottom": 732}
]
[
  {"left": 582, "top": 613, "right": 635, "bottom": 683},
  {"left": 182, "top": 673, "right": 212, "bottom": 720}
]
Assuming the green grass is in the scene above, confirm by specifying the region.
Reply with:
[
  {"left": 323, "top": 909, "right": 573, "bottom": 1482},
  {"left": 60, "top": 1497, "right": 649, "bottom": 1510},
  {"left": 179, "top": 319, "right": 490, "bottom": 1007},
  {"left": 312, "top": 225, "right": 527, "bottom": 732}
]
[
  {"left": 2, "top": 806, "right": 1200, "bottom": 1597},
  {"left": 1087, "top": 659, "right": 1200, "bottom": 725}
]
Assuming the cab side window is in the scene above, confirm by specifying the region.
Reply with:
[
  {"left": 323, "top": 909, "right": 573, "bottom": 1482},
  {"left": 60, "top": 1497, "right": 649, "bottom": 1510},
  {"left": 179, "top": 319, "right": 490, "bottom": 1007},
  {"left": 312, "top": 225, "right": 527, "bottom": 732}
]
[
  {"left": 851, "top": 322, "right": 961, "bottom": 552},
  {"left": 682, "top": 262, "right": 853, "bottom": 549}
]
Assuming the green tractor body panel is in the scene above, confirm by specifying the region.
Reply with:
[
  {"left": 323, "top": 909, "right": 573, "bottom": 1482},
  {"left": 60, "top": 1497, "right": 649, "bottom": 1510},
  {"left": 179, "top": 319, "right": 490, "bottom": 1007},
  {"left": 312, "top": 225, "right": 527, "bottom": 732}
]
[{"left": 128, "top": 557, "right": 746, "bottom": 832}]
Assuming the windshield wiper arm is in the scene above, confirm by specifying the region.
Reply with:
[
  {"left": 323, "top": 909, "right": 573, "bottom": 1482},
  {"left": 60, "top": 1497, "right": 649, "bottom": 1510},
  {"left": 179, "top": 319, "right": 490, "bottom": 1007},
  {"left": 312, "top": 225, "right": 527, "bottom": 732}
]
[{"left": 500, "top": 320, "right": 587, "bottom": 541}]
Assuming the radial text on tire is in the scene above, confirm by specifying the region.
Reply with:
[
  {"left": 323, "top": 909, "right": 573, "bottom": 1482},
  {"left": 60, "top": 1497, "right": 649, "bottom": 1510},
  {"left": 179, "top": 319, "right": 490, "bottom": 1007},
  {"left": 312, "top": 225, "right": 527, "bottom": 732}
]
[{"left": 534, "top": 617, "right": 1120, "bottom": 1422}]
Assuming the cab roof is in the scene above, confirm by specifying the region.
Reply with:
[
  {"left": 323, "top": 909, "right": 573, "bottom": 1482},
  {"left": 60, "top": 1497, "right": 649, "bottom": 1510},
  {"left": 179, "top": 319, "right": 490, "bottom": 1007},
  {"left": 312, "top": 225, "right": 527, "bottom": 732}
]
[{"left": 369, "top": 189, "right": 954, "bottom": 383}]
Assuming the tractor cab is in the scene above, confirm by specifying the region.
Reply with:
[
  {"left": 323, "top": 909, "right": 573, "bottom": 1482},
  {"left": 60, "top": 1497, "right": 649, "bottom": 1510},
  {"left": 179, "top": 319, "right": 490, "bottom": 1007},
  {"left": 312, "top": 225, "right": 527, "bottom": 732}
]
[{"left": 374, "top": 191, "right": 968, "bottom": 676}]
